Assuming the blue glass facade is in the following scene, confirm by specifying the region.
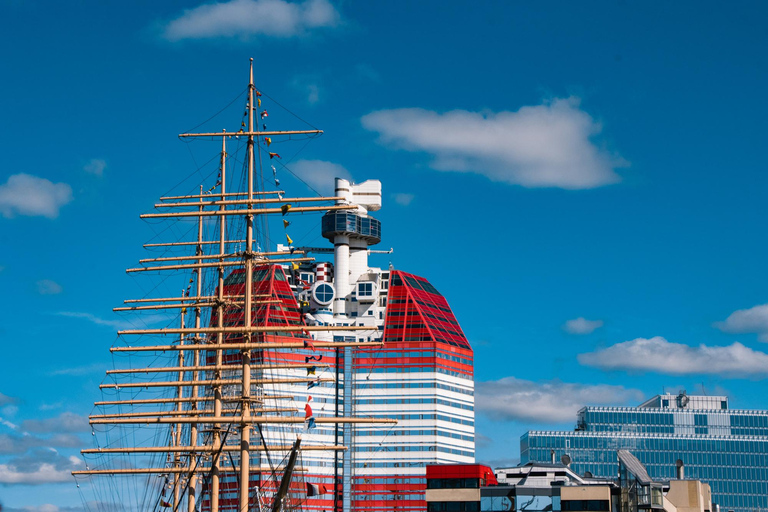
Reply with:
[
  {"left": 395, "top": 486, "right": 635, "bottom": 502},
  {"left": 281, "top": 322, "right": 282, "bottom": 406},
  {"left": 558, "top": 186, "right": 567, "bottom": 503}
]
[
  {"left": 521, "top": 394, "right": 768, "bottom": 512},
  {"left": 321, "top": 211, "right": 381, "bottom": 244}
]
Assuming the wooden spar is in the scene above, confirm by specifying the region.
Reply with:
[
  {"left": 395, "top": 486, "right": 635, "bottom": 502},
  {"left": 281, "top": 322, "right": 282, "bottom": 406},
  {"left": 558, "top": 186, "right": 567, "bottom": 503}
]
[
  {"left": 155, "top": 196, "right": 343, "bottom": 208},
  {"left": 100, "top": 377, "right": 335, "bottom": 389},
  {"left": 138, "top": 250, "right": 302, "bottom": 264},
  {"left": 125, "top": 256, "right": 315, "bottom": 273},
  {"left": 90, "top": 416, "right": 398, "bottom": 425},
  {"left": 178, "top": 129, "right": 322, "bottom": 138},
  {"left": 73, "top": 466, "right": 310, "bottom": 476},
  {"left": 113, "top": 302, "right": 218, "bottom": 312},
  {"left": 111, "top": 341, "right": 383, "bottom": 353},
  {"left": 159, "top": 191, "right": 282, "bottom": 201},
  {"left": 124, "top": 294, "right": 246, "bottom": 303},
  {"left": 105, "top": 363, "right": 330, "bottom": 374},
  {"left": 117, "top": 324, "right": 376, "bottom": 335},
  {"left": 115, "top": 298, "right": 284, "bottom": 311},
  {"left": 144, "top": 240, "right": 247, "bottom": 247},
  {"left": 81, "top": 445, "right": 346, "bottom": 454},
  {"left": 140, "top": 203, "right": 354, "bottom": 219},
  {"left": 94, "top": 396, "right": 292, "bottom": 406},
  {"left": 90, "top": 407, "right": 298, "bottom": 419}
]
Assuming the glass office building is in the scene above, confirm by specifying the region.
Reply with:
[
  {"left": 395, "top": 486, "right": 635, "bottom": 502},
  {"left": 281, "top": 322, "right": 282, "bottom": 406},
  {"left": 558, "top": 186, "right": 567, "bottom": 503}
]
[{"left": 521, "top": 393, "right": 768, "bottom": 512}]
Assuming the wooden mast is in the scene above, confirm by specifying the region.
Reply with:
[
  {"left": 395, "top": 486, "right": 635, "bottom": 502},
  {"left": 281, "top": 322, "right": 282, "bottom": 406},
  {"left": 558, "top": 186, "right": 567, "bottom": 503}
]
[
  {"left": 74, "top": 59, "right": 398, "bottom": 512},
  {"left": 210, "top": 129, "right": 226, "bottom": 512},
  {"left": 173, "top": 299, "right": 186, "bottom": 509},
  {"left": 239, "top": 57, "right": 256, "bottom": 512},
  {"left": 186, "top": 185, "right": 204, "bottom": 512}
]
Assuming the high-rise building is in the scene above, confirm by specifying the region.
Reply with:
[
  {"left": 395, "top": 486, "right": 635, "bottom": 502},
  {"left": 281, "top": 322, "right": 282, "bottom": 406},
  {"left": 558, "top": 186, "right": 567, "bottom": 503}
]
[
  {"left": 315, "top": 178, "right": 475, "bottom": 511},
  {"left": 521, "top": 392, "right": 768, "bottom": 512},
  {"left": 206, "top": 178, "right": 474, "bottom": 511}
]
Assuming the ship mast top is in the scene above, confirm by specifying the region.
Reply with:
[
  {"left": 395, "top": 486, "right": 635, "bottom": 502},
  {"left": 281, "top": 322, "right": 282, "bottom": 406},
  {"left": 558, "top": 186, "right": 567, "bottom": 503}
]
[{"left": 73, "top": 59, "right": 395, "bottom": 512}]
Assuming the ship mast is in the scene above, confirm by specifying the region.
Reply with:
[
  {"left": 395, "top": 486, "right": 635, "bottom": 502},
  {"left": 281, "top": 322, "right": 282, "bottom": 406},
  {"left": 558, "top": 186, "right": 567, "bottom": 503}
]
[
  {"left": 73, "top": 59, "right": 396, "bottom": 512},
  {"left": 239, "top": 57, "right": 256, "bottom": 512}
]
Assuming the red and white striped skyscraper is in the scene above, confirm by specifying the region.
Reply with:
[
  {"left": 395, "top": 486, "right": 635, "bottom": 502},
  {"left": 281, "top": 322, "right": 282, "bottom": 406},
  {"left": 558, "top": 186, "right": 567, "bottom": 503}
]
[{"left": 207, "top": 178, "right": 474, "bottom": 511}]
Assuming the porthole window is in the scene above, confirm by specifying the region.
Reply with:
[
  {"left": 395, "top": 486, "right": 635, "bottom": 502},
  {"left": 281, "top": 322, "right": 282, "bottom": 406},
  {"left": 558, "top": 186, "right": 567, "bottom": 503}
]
[{"left": 312, "top": 282, "right": 335, "bottom": 306}]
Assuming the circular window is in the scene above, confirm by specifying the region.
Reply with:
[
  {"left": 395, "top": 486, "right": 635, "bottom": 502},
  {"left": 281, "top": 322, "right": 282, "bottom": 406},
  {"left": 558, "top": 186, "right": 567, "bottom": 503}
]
[{"left": 312, "top": 282, "right": 335, "bottom": 306}]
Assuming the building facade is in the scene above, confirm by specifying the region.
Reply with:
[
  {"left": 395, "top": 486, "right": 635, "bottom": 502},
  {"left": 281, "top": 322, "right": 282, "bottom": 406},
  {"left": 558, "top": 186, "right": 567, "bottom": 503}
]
[
  {"left": 521, "top": 392, "right": 768, "bottom": 512},
  {"left": 426, "top": 452, "right": 715, "bottom": 512}
]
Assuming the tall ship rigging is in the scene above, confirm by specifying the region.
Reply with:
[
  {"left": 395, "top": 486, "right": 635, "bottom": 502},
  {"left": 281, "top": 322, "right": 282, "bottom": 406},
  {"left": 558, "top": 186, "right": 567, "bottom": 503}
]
[{"left": 73, "top": 60, "right": 475, "bottom": 512}]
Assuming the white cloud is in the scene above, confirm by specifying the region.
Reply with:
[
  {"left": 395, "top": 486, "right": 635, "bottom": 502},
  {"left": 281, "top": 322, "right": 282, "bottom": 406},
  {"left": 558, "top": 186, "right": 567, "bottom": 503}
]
[
  {"left": 563, "top": 317, "right": 603, "bottom": 335},
  {"left": 578, "top": 336, "right": 768, "bottom": 377},
  {"left": 49, "top": 363, "right": 105, "bottom": 377},
  {"left": 55, "top": 311, "right": 171, "bottom": 331},
  {"left": 0, "top": 174, "right": 73, "bottom": 219},
  {"left": 22, "top": 412, "right": 89, "bottom": 434},
  {"left": 5, "top": 503, "right": 119, "bottom": 512},
  {"left": 361, "top": 98, "right": 626, "bottom": 190},
  {"left": 17, "top": 506, "right": 60, "bottom": 512},
  {"left": 0, "top": 417, "right": 19, "bottom": 430},
  {"left": 83, "top": 158, "right": 106, "bottom": 176},
  {"left": 288, "top": 159, "right": 352, "bottom": 195},
  {"left": 0, "top": 455, "right": 84, "bottom": 484},
  {"left": 0, "top": 433, "right": 83, "bottom": 455},
  {"left": 162, "top": 0, "right": 340, "bottom": 41},
  {"left": 306, "top": 83, "right": 319, "bottom": 104},
  {"left": 55, "top": 311, "right": 130, "bottom": 330},
  {"left": 392, "top": 193, "right": 414, "bottom": 206},
  {"left": 36, "top": 279, "right": 62, "bottom": 295},
  {"left": 714, "top": 303, "right": 768, "bottom": 342},
  {"left": 475, "top": 377, "right": 643, "bottom": 423}
]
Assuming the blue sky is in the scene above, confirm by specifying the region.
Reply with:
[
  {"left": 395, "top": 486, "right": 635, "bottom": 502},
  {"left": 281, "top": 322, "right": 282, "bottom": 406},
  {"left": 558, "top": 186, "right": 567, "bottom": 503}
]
[{"left": 1, "top": 0, "right": 768, "bottom": 509}]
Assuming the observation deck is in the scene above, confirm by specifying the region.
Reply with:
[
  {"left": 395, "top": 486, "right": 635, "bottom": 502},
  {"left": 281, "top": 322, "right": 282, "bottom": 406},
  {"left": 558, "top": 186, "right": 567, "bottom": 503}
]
[{"left": 321, "top": 211, "right": 381, "bottom": 245}]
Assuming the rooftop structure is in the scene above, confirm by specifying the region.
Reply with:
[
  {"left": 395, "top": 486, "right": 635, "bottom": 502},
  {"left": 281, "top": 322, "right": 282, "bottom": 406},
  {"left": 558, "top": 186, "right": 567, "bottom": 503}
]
[{"left": 426, "top": 453, "right": 714, "bottom": 512}]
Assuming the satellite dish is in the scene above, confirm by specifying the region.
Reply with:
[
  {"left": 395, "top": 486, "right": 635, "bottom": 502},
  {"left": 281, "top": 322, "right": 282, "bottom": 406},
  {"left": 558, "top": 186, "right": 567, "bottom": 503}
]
[
  {"left": 560, "top": 454, "right": 571, "bottom": 466},
  {"left": 677, "top": 391, "right": 689, "bottom": 408},
  {"left": 584, "top": 471, "right": 593, "bottom": 478}
]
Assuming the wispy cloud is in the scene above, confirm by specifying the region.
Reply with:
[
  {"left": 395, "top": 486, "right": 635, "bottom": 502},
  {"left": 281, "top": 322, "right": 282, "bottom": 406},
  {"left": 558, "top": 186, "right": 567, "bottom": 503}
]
[
  {"left": 55, "top": 311, "right": 131, "bottom": 330},
  {"left": 578, "top": 336, "right": 768, "bottom": 377},
  {"left": 0, "top": 393, "right": 16, "bottom": 407},
  {"left": 0, "top": 174, "right": 73, "bottom": 219},
  {"left": 36, "top": 279, "right": 62, "bottom": 295},
  {"left": 83, "top": 158, "right": 106, "bottom": 176},
  {"left": 55, "top": 311, "right": 171, "bottom": 331},
  {"left": 0, "top": 433, "right": 83, "bottom": 455},
  {"left": 0, "top": 450, "right": 84, "bottom": 484},
  {"left": 392, "top": 193, "right": 414, "bottom": 206},
  {"left": 290, "top": 75, "right": 322, "bottom": 104},
  {"left": 361, "top": 98, "right": 626, "bottom": 190},
  {"left": 162, "top": 0, "right": 341, "bottom": 41},
  {"left": 21, "top": 412, "right": 89, "bottom": 434},
  {"left": 476, "top": 377, "right": 643, "bottom": 423},
  {"left": 714, "top": 303, "right": 768, "bottom": 342},
  {"left": 49, "top": 363, "right": 105, "bottom": 377},
  {"left": 288, "top": 160, "right": 352, "bottom": 195},
  {"left": 563, "top": 317, "right": 603, "bottom": 335},
  {"left": 4, "top": 502, "right": 121, "bottom": 512}
]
